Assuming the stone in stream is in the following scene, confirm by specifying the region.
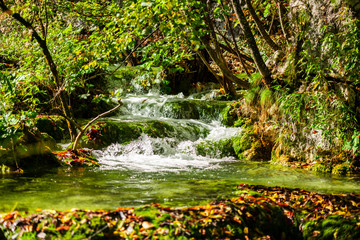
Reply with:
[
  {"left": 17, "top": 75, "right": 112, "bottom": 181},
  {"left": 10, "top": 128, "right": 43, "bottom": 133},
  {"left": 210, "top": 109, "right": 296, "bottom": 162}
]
[{"left": 79, "top": 120, "right": 210, "bottom": 150}]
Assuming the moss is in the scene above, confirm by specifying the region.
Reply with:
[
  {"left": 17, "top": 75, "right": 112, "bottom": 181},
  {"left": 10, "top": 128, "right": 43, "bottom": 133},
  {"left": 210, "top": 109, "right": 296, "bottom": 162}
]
[
  {"left": 196, "top": 139, "right": 236, "bottom": 158},
  {"left": 79, "top": 120, "right": 204, "bottom": 149},
  {"left": 220, "top": 101, "right": 253, "bottom": 128},
  {"left": 311, "top": 163, "right": 332, "bottom": 173},
  {"left": 196, "top": 100, "right": 229, "bottom": 122},
  {"left": 302, "top": 215, "right": 360, "bottom": 240},
  {"left": 35, "top": 115, "right": 69, "bottom": 140},
  {"left": 142, "top": 120, "right": 175, "bottom": 138},
  {"left": 232, "top": 131, "right": 253, "bottom": 159},
  {"left": 231, "top": 128, "right": 273, "bottom": 161},
  {"left": 80, "top": 121, "right": 143, "bottom": 149},
  {"left": 40, "top": 132, "right": 57, "bottom": 150},
  {"left": 221, "top": 105, "right": 236, "bottom": 127},
  {"left": 161, "top": 101, "right": 199, "bottom": 119}
]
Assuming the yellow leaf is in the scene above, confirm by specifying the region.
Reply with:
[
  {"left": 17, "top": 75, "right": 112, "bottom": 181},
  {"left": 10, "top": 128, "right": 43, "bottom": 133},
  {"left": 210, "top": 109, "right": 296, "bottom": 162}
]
[{"left": 142, "top": 221, "right": 154, "bottom": 229}]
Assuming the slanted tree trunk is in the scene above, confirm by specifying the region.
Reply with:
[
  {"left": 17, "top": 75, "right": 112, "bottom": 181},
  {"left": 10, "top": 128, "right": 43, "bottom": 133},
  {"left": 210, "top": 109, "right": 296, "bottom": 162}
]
[
  {"left": 244, "top": 0, "right": 280, "bottom": 51},
  {"left": 195, "top": 0, "right": 250, "bottom": 95},
  {"left": 201, "top": 38, "right": 250, "bottom": 91},
  {"left": 0, "top": 0, "right": 77, "bottom": 141},
  {"left": 231, "top": 0, "right": 273, "bottom": 88}
]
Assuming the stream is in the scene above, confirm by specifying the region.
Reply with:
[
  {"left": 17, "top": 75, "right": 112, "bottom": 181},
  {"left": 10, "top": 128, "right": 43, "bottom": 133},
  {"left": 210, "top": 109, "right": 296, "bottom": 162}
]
[{"left": 1, "top": 93, "right": 360, "bottom": 212}]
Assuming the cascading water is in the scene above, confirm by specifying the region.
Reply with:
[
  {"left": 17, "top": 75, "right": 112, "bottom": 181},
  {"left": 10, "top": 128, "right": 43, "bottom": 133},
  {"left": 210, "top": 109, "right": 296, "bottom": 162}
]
[
  {"left": 94, "top": 93, "right": 240, "bottom": 172},
  {"left": 0, "top": 92, "right": 360, "bottom": 212}
]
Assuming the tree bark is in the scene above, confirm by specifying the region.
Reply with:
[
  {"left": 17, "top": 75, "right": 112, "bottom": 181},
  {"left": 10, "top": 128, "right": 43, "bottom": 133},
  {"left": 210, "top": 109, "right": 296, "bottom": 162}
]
[
  {"left": 277, "top": 1, "right": 290, "bottom": 42},
  {"left": 200, "top": 38, "right": 250, "bottom": 91},
  {"left": 244, "top": 0, "right": 280, "bottom": 51},
  {"left": 0, "top": 0, "right": 77, "bottom": 141},
  {"left": 231, "top": 0, "right": 273, "bottom": 87}
]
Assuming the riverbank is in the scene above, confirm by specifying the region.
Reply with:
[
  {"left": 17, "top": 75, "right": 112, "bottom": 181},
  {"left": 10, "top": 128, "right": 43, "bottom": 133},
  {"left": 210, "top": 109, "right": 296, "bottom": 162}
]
[{"left": 1, "top": 184, "right": 359, "bottom": 239}]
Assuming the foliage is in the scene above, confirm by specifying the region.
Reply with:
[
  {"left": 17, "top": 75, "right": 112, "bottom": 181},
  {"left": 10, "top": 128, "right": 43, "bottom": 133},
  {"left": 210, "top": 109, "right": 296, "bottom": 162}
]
[
  {"left": 2, "top": 184, "right": 360, "bottom": 239},
  {"left": 343, "top": 130, "right": 360, "bottom": 155},
  {"left": 54, "top": 148, "right": 99, "bottom": 167},
  {"left": 278, "top": 89, "right": 357, "bottom": 142},
  {"left": 237, "top": 184, "right": 360, "bottom": 239}
]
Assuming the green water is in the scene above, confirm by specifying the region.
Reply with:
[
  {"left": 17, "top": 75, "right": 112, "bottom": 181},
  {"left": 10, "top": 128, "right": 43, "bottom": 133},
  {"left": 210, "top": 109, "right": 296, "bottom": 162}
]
[
  {"left": 1, "top": 160, "right": 359, "bottom": 213},
  {"left": 1, "top": 94, "right": 360, "bottom": 213}
]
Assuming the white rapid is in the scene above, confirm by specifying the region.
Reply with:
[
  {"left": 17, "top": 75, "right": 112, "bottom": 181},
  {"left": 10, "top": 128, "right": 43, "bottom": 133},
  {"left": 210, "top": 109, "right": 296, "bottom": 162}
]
[{"left": 93, "top": 93, "right": 241, "bottom": 172}]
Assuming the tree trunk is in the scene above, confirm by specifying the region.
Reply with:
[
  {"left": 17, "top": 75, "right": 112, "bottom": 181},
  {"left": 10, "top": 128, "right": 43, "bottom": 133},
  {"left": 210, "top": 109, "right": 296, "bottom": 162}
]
[
  {"left": 277, "top": 1, "right": 290, "bottom": 42},
  {"left": 244, "top": 0, "right": 280, "bottom": 51},
  {"left": 201, "top": 37, "right": 250, "bottom": 91},
  {"left": 0, "top": 0, "right": 77, "bottom": 141},
  {"left": 231, "top": 0, "right": 273, "bottom": 87}
]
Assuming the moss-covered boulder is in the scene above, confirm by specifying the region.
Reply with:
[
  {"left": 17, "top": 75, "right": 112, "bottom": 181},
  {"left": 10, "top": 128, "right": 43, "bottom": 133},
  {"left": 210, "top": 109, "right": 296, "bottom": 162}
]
[
  {"left": 196, "top": 139, "right": 236, "bottom": 158},
  {"left": 35, "top": 115, "right": 69, "bottom": 140},
  {"left": 196, "top": 100, "right": 229, "bottom": 122},
  {"left": 0, "top": 126, "right": 62, "bottom": 173},
  {"left": 79, "top": 120, "right": 209, "bottom": 149},
  {"left": 161, "top": 101, "right": 199, "bottom": 119},
  {"left": 231, "top": 128, "right": 273, "bottom": 161},
  {"left": 80, "top": 121, "right": 142, "bottom": 149},
  {"left": 221, "top": 101, "right": 242, "bottom": 127},
  {"left": 159, "top": 99, "right": 229, "bottom": 122}
]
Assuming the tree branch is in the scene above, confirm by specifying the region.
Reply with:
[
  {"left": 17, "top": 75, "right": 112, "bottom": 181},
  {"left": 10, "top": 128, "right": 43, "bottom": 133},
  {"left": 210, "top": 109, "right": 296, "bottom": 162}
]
[
  {"left": 244, "top": 0, "right": 280, "bottom": 51},
  {"left": 72, "top": 100, "right": 123, "bottom": 151}
]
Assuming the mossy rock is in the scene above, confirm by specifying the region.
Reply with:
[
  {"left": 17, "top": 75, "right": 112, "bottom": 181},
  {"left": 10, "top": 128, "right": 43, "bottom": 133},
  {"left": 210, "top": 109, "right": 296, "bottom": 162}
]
[
  {"left": 302, "top": 215, "right": 360, "bottom": 240},
  {"left": 196, "top": 100, "right": 229, "bottom": 122},
  {"left": 232, "top": 130, "right": 272, "bottom": 161},
  {"left": 161, "top": 101, "right": 200, "bottom": 119},
  {"left": 79, "top": 120, "right": 205, "bottom": 149},
  {"left": 232, "top": 131, "right": 253, "bottom": 157},
  {"left": 158, "top": 99, "right": 229, "bottom": 121},
  {"left": 196, "top": 139, "right": 236, "bottom": 158},
  {"left": 141, "top": 120, "right": 175, "bottom": 138},
  {"left": 41, "top": 132, "right": 57, "bottom": 150},
  {"left": 80, "top": 121, "right": 143, "bottom": 149},
  {"left": 221, "top": 101, "right": 242, "bottom": 127},
  {"left": 35, "top": 115, "right": 69, "bottom": 140}
]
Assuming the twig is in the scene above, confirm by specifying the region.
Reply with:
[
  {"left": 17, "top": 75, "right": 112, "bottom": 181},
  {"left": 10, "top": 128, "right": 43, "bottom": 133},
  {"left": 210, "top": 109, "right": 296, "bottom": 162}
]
[
  {"left": 87, "top": 225, "right": 108, "bottom": 239},
  {"left": 72, "top": 100, "right": 123, "bottom": 151}
]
